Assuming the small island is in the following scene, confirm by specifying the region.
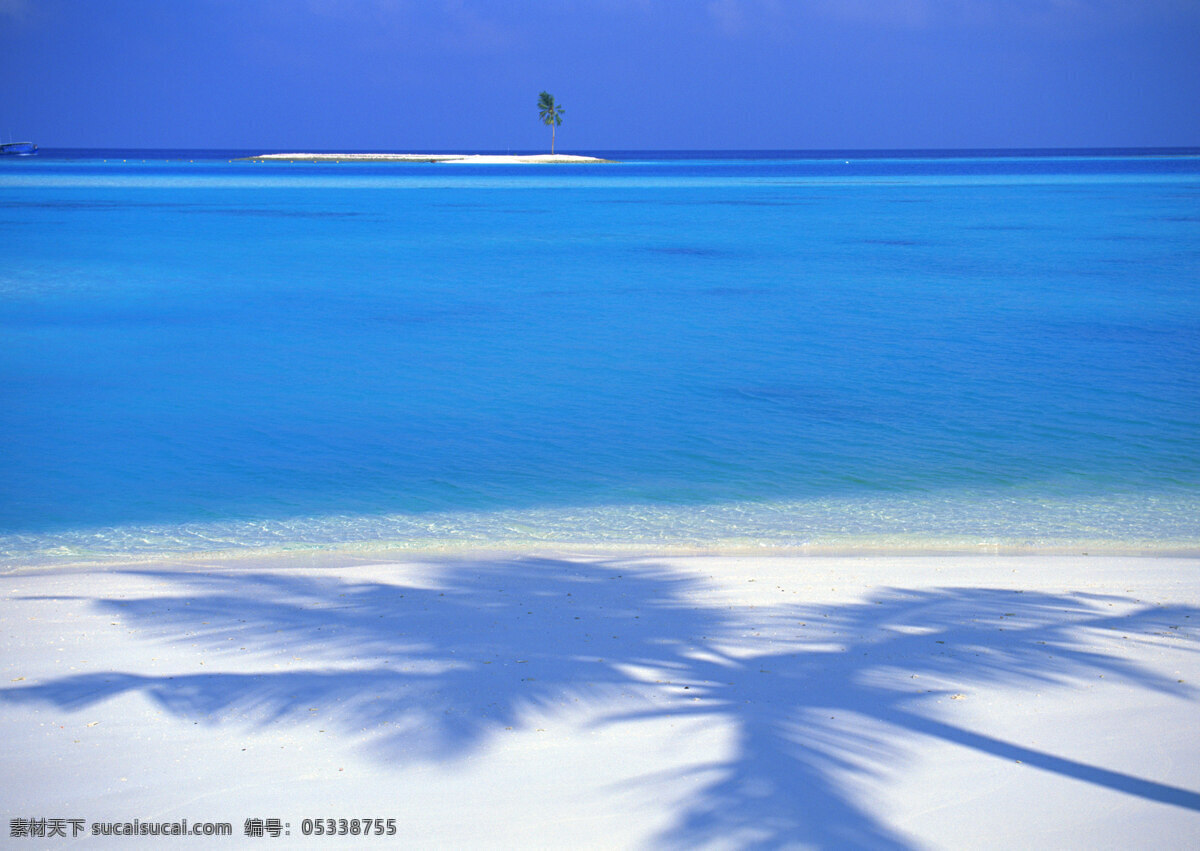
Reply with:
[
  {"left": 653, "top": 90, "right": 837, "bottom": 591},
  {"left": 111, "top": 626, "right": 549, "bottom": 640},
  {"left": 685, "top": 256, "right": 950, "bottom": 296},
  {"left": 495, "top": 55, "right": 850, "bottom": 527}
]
[
  {"left": 238, "top": 153, "right": 615, "bottom": 164},
  {"left": 239, "top": 92, "right": 616, "bottom": 164}
]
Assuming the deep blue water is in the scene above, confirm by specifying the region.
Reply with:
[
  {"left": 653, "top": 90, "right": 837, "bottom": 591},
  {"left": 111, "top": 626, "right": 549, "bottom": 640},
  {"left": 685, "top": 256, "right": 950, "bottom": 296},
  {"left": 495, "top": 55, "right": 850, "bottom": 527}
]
[{"left": 2, "top": 149, "right": 1198, "bottom": 559}]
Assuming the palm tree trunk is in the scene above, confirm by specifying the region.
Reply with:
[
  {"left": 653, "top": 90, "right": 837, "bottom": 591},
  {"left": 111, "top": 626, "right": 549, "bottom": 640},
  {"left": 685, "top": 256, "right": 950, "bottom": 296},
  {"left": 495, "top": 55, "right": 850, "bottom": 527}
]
[{"left": 551, "top": 124, "right": 555, "bottom": 154}]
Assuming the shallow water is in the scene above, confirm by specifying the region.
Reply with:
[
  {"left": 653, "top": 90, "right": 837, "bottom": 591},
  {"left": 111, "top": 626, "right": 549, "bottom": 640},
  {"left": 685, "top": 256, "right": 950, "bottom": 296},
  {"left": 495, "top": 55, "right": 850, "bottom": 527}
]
[{"left": 2, "top": 150, "right": 1198, "bottom": 561}]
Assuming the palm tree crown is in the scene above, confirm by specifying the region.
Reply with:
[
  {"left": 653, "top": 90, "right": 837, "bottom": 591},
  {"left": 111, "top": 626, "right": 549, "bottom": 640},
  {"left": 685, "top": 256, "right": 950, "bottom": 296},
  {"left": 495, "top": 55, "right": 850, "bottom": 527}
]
[{"left": 537, "top": 91, "right": 564, "bottom": 154}]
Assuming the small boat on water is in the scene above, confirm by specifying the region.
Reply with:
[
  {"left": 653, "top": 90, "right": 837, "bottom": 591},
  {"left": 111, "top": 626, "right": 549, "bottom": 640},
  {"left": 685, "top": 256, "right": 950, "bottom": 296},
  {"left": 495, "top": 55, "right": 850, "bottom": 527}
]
[{"left": 0, "top": 141, "right": 37, "bottom": 156}]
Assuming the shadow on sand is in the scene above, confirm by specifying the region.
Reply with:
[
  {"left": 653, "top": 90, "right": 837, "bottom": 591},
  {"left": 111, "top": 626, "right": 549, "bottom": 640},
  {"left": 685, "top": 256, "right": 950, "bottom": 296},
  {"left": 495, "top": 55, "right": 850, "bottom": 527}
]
[{"left": 5, "top": 556, "right": 1198, "bottom": 847}]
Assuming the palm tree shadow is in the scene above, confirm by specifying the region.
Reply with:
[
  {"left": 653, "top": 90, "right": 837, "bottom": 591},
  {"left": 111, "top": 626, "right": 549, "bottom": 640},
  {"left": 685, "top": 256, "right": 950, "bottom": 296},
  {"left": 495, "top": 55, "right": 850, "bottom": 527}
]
[{"left": 4, "top": 556, "right": 1197, "bottom": 848}]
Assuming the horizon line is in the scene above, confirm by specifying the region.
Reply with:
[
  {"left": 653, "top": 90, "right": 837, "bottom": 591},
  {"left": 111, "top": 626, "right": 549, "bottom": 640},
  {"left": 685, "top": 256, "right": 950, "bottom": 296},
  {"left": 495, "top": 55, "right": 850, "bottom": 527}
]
[{"left": 23, "top": 144, "right": 1200, "bottom": 156}]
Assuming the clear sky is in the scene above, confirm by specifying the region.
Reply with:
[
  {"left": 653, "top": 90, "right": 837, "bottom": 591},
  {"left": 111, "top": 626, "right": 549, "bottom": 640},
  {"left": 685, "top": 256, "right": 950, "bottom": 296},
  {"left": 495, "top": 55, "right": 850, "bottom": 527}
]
[{"left": 2, "top": 0, "right": 1198, "bottom": 151}]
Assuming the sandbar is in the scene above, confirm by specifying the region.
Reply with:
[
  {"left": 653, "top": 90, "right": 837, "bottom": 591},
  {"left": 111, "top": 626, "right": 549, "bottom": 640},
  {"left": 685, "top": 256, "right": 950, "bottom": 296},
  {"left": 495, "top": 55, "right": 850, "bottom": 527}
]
[
  {"left": 239, "top": 153, "right": 616, "bottom": 164},
  {"left": 1, "top": 551, "right": 1196, "bottom": 846}
]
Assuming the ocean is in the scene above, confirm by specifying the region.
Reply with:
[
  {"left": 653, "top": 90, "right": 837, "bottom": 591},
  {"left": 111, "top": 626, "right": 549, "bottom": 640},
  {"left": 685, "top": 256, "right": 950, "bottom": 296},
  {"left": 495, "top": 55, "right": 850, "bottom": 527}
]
[{"left": 2, "top": 149, "right": 1198, "bottom": 562}]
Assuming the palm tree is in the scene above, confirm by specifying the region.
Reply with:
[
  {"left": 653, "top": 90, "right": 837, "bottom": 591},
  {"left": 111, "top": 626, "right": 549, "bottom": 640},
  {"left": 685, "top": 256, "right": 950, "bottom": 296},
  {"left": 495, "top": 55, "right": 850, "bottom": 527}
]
[{"left": 537, "top": 91, "right": 564, "bottom": 154}]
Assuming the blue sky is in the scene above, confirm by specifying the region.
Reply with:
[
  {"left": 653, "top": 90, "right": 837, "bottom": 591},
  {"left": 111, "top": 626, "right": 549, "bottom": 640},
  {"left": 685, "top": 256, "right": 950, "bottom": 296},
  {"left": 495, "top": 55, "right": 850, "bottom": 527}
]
[{"left": 2, "top": 0, "right": 1198, "bottom": 151}]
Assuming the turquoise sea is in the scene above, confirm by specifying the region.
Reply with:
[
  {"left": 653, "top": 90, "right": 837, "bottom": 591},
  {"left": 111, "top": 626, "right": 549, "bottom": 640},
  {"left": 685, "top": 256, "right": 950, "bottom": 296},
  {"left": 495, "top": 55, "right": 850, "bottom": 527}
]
[{"left": 2, "top": 149, "right": 1198, "bottom": 562}]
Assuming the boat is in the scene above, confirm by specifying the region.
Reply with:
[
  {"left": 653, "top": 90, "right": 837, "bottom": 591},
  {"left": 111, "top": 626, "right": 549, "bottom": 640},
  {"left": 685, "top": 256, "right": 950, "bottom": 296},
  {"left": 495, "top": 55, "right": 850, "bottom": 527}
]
[{"left": 0, "top": 141, "right": 37, "bottom": 156}]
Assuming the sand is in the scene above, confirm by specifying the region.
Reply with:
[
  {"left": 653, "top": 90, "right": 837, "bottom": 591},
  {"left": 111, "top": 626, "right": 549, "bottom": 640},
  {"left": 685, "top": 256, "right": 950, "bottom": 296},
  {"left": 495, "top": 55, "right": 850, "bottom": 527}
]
[
  {"left": 2, "top": 552, "right": 1197, "bottom": 847},
  {"left": 240, "top": 153, "right": 614, "bottom": 164}
]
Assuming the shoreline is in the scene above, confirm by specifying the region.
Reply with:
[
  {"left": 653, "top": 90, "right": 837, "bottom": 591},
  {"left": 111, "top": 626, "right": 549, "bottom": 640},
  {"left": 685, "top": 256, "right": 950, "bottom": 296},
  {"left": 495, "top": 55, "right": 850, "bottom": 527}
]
[
  {"left": 9, "top": 530, "right": 1200, "bottom": 578},
  {"left": 6, "top": 538, "right": 1200, "bottom": 573},
  {"left": 237, "top": 152, "right": 617, "bottom": 164},
  {"left": 7, "top": 492, "right": 1200, "bottom": 570}
]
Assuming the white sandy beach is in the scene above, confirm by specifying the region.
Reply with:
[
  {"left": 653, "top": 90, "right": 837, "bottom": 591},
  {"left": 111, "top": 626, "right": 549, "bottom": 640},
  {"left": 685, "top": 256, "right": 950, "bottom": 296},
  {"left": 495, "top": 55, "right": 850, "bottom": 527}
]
[
  {"left": 2, "top": 552, "right": 1197, "bottom": 848},
  {"left": 243, "top": 153, "right": 613, "bottom": 164}
]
